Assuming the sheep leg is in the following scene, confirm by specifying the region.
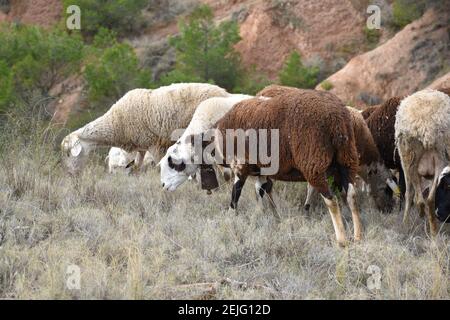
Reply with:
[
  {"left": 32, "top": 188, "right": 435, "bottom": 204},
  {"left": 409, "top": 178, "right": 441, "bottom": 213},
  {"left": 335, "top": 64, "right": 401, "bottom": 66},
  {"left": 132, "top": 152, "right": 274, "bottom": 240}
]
[
  {"left": 398, "top": 167, "right": 406, "bottom": 201},
  {"left": 230, "top": 175, "right": 247, "bottom": 210},
  {"left": 346, "top": 183, "right": 363, "bottom": 241},
  {"left": 425, "top": 164, "right": 443, "bottom": 236},
  {"left": 135, "top": 151, "right": 144, "bottom": 168},
  {"left": 304, "top": 183, "right": 315, "bottom": 212},
  {"left": 321, "top": 194, "right": 347, "bottom": 247},
  {"left": 254, "top": 176, "right": 279, "bottom": 220},
  {"left": 398, "top": 141, "right": 424, "bottom": 223},
  {"left": 312, "top": 178, "right": 347, "bottom": 246}
]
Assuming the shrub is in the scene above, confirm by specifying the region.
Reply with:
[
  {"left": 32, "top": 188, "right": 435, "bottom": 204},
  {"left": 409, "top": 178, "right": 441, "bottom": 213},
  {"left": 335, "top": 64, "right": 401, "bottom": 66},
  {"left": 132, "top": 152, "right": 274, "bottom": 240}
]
[
  {"left": 364, "top": 26, "right": 381, "bottom": 48},
  {"left": 279, "top": 51, "right": 319, "bottom": 89},
  {"left": 168, "top": 4, "right": 242, "bottom": 91},
  {"left": 392, "top": 0, "right": 424, "bottom": 29},
  {"left": 62, "top": 0, "right": 148, "bottom": 37},
  {"left": 0, "top": 24, "right": 84, "bottom": 114},
  {"left": 84, "top": 36, "right": 151, "bottom": 106},
  {"left": 0, "top": 60, "right": 13, "bottom": 113},
  {"left": 233, "top": 66, "right": 271, "bottom": 95},
  {"left": 157, "top": 69, "right": 204, "bottom": 87},
  {"left": 320, "top": 80, "right": 333, "bottom": 91}
]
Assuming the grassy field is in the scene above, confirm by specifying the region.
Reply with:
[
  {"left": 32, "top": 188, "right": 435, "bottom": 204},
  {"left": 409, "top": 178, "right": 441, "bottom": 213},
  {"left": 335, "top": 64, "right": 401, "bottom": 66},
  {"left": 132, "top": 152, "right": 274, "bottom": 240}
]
[{"left": 0, "top": 122, "right": 449, "bottom": 300}]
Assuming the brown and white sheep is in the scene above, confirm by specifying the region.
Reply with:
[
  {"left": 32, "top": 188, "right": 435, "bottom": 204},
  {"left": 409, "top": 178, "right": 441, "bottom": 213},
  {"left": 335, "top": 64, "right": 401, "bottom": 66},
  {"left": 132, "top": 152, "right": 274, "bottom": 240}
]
[
  {"left": 257, "top": 85, "right": 398, "bottom": 212},
  {"left": 395, "top": 89, "right": 450, "bottom": 235},
  {"left": 161, "top": 89, "right": 362, "bottom": 246},
  {"left": 364, "top": 87, "right": 450, "bottom": 201},
  {"left": 61, "top": 83, "right": 229, "bottom": 174}
]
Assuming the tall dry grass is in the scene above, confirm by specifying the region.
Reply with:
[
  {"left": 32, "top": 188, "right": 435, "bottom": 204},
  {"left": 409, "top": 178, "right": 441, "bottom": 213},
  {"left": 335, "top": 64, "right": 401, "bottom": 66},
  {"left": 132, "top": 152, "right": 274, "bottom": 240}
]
[{"left": 0, "top": 116, "right": 449, "bottom": 299}]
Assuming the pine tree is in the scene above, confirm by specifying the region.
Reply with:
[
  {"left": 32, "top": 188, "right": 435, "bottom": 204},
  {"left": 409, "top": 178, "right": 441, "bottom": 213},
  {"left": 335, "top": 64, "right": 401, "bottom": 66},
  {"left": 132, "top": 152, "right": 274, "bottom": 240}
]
[
  {"left": 279, "top": 51, "right": 319, "bottom": 89},
  {"left": 167, "top": 5, "right": 242, "bottom": 91}
]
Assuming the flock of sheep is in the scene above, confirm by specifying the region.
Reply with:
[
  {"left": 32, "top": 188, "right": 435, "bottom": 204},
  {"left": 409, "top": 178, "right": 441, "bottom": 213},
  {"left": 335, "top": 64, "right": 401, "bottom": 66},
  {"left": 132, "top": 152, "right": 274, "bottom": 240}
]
[{"left": 61, "top": 83, "right": 450, "bottom": 247}]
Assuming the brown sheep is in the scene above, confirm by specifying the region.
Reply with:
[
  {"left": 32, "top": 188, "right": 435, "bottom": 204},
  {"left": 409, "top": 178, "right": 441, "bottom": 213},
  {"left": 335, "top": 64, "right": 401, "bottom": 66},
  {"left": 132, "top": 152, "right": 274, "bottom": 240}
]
[
  {"left": 365, "top": 87, "right": 450, "bottom": 200},
  {"left": 256, "top": 84, "right": 297, "bottom": 98},
  {"left": 256, "top": 85, "right": 397, "bottom": 212},
  {"left": 213, "top": 90, "right": 361, "bottom": 245},
  {"left": 361, "top": 105, "right": 379, "bottom": 120}
]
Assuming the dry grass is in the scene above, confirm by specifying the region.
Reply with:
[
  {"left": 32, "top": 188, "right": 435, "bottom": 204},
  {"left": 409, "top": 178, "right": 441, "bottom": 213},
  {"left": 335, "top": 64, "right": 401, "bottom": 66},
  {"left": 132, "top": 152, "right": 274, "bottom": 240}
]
[{"left": 0, "top": 123, "right": 449, "bottom": 300}]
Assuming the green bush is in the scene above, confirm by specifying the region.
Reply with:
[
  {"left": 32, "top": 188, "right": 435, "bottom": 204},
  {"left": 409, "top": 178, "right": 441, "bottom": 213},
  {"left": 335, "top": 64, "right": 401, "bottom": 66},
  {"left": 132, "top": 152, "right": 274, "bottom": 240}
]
[
  {"left": 62, "top": 0, "right": 148, "bottom": 37},
  {"left": 364, "top": 26, "right": 381, "bottom": 48},
  {"left": 84, "top": 34, "right": 151, "bottom": 106},
  {"left": 320, "top": 80, "right": 333, "bottom": 91},
  {"left": 392, "top": 0, "right": 424, "bottom": 29},
  {"left": 0, "top": 24, "right": 84, "bottom": 113},
  {"left": 158, "top": 69, "right": 204, "bottom": 87},
  {"left": 168, "top": 4, "right": 242, "bottom": 91},
  {"left": 0, "top": 60, "right": 13, "bottom": 113},
  {"left": 233, "top": 66, "right": 271, "bottom": 95},
  {"left": 279, "top": 51, "right": 319, "bottom": 89}
]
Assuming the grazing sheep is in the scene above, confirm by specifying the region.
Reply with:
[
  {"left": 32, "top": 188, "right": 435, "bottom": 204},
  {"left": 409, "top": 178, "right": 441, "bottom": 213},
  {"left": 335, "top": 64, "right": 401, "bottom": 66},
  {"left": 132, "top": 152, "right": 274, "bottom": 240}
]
[
  {"left": 256, "top": 84, "right": 296, "bottom": 98},
  {"left": 105, "top": 147, "right": 136, "bottom": 174},
  {"left": 105, "top": 148, "right": 157, "bottom": 174},
  {"left": 365, "top": 96, "right": 406, "bottom": 198},
  {"left": 256, "top": 85, "right": 398, "bottom": 212},
  {"left": 361, "top": 105, "right": 379, "bottom": 120},
  {"left": 160, "top": 94, "right": 253, "bottom": 191},
  {"left": 161, "top": 89, "right": 362, "bottom": 246},
  {"left": 61, "top": 83, "right": 229, "bottom": 174},
  {"left": 395, "top": 89, "right": 450, "bottom": 235},
  {"left": 305, "top": 106, "right": 398, "bottom": 213},
  {"left": 365, "top": 88, "right": 450, "bottom": 200}
]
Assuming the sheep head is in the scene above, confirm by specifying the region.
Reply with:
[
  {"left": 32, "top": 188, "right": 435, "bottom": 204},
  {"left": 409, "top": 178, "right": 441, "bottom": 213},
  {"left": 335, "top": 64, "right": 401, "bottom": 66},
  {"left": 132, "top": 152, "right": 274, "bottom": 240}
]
[
  {"left": 61, "top": 132, "right": 91, "bottom": 175},
  {"left": 365, "top": 162, "right": 399, "bottom": 213},
  {"left": 436, "top": 166, "right": 450, "bottom": 223},
  {"left": 160, "top": 133, "right": 218, "bottom": 192}
]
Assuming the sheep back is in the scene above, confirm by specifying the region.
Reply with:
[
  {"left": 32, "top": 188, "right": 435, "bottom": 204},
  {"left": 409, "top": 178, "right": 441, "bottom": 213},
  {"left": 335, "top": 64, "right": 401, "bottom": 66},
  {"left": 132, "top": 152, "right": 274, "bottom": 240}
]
[
  {"left": 346, "top": 106, "right": 380, "bottom": 167},
  {"left": 81, "top": 83, "right": 229, "bottom": 152},
  {"left": 366, "top": 96, "right": 403, "bottom": 169},
  {"left": 395, "top": 89, "right": 450, "bottom": 152},
  {"left": 216, "top": 90, "right": 359, "bottom": 183}
]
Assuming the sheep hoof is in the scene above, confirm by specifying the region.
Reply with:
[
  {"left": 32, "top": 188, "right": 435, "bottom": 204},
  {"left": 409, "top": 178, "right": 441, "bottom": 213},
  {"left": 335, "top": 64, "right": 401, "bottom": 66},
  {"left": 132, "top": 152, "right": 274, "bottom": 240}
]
[{"left": 337, "top": 240, "right": 349, "bottom": 248}]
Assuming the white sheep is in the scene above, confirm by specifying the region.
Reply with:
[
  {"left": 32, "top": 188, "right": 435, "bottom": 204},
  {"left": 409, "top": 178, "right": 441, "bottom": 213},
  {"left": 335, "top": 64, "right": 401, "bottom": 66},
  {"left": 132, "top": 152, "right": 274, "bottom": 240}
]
[
  {"left": 395, "top": 89, "right": 450, "bottom": 235},
  {"left": 160, "top": 94, "right": 253, "bottom": 191},
  {"left": 105, "top": 148, "right": 157, "bottom": 174},
  {"left": 61, "top": 83, "right": 229, "bottom": 174},
  {"left": 105, "top": 147, "right": 136, "bottom": 174}
]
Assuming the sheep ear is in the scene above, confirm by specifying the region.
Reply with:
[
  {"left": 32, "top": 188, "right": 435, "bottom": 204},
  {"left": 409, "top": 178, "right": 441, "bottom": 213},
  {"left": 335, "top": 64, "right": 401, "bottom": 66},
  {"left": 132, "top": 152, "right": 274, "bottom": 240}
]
[{"left": 70, "top": 142, "right": 83, "bottom": 157}]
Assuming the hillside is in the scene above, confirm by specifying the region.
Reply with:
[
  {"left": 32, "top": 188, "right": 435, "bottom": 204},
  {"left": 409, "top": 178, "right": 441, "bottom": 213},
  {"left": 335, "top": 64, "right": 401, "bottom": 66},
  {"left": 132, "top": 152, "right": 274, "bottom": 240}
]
[
  {"left": 1, "top": 0, "right": 449, "bottom": 117},
  {"left": 318, "top": 5, "right": 450, "bottom": 107}
]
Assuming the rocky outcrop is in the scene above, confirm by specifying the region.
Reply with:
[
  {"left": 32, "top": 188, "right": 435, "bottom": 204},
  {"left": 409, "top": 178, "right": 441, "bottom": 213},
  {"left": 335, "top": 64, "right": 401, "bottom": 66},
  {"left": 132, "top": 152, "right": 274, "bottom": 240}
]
[
  {"left": 235, "top": 0, "right": 367, "bottom": 78},
  {"left": 428, "top": 72, "right": 450, "bottom": 90},
  {"left": 317, "top": 8, "right": 450, "bottom": 107},
  {"left": 2, "top": 0, "right": 62, "bottom": 27}
]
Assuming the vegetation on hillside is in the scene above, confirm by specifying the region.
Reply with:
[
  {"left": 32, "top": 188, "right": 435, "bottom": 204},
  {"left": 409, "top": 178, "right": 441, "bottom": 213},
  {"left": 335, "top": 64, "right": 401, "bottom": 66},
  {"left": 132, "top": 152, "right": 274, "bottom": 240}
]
[
  {"left": 163, "top": 5, "right": 242, "bottom": 91},
  {"left": 392, "top": 0, "right": 425, "bottom": 29},
  {"left": 62, "top": 0, "right": 148, "bottom": 37},
  {"left": 279, "top": 51, "right": 320, "bottom": 89}
]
